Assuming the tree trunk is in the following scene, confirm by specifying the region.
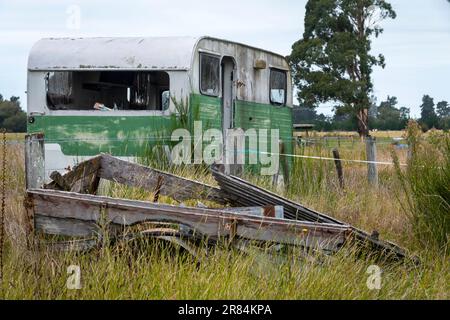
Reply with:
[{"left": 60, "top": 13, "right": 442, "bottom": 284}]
[{"left": 357, "top": 108, "right": 369, "bottom": 138}]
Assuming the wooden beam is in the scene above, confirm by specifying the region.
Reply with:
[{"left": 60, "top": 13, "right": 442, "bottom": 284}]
[
  {"left": 98, "top": 154, "right": 225, "bottom": 203},
  {"left": 27, "top": 189, "right": 349, "bottom": 252}
]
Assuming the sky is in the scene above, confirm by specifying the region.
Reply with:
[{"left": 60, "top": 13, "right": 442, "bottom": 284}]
[{"left": 0, "top": 0, "right": 449, "bottom": 117}]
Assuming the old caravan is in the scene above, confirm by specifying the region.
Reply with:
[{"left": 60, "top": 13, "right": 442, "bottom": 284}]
[{"left": 27, "top": 36, "right": 293, "bottom": 176}]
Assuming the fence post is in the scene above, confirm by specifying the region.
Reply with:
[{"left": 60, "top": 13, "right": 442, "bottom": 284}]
[
  {"left": 280, "top": 140, "right": 289, "bottom": 187},
  {"left": 365, "top": 136, "right": 378, "bottom": 187},
  {"left": 332, "top": 148, "right": 344, "bottom": 189},
  {"left": 25, "top": 133, "right": 45, "bottom": 189},
  {"left": 272, "top": 140, "right": 289, "bottom": 189}
]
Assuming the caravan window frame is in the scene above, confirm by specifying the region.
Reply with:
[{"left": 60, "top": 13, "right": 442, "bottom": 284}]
[
  {"left": 269, "top": 68, "right": 287, "bottom": 106},
  {"left": 199, "top": 52, "right": 221, "bottom": 97},
  {"left": 44, "top": 70, "right": 172, "bottom": 115}
]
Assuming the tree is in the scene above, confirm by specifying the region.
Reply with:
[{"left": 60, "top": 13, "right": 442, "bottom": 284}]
[
  {"left": 436, "top": 101, "right": 449, "bottom": 118},
  {"left": 436, "top": 100, "right": 450, "bottom": 129},
  {"left": 0, "top": 95, "right": 27, "bottom": 132},
  {"left": 10, "top": 96, "right": 20, "bottom": 105},
  {"left": 3, "top": 113, "right": 27, "bottom": 132},
  {"left": 289, "top": 0, "right": 396, "bottom": 137},
  {"left": 419, "top": 95, "right": 438, "bottom": 130},
  {"left": 399, "top": 107, "right": 410, "bottom": 123},
  {"left": 370, "top": 96, "right": 406, "bottom": 130}
]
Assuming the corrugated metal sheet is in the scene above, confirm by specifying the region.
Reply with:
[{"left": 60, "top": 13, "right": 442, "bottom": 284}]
[{"left": 211, "top": 167, "right": 410, "bottom": 260}]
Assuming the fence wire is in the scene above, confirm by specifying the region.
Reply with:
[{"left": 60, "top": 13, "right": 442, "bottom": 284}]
[{"left": 6, "top": 135, "right": 409, "bottom": 167}]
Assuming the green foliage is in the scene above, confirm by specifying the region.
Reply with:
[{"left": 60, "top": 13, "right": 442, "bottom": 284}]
[
  {"left": 293, "top": 95, "right": 410, "bottom": 132},
  {"left": 0, "top": 95, "right": 27, "bottom": 132},
  {"left": 289, "top": 0, "right": 396, "bottom": 136},
  {"left": 419, "top": 95, "right": 439, "bottom": 131},
  {"left": 436, "top": 101, "right": 450, "bottom": 130},
  {"left": 393, "top": 121, "right": 450, "bottom": 253},
  {"left": 370, "top": 96, "right": 410, "bottom": 130},
  {"left": 170, "top": 95, "right": 190, "bottom": 130}
]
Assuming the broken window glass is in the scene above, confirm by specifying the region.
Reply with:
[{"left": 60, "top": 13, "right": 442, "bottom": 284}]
[
  {"left": 200, "top": 53, "right": 220, "bottom": 96},
  {"left": 270, "top": 69, "right": 287, "bottom": 105},
  {"left": 45, "top": 72, "right": 73, "bottom": 109},
  {"left": 161, "top": 90, "right": 170, "bottom": 111},
  {"left": 46, "top": 71, "right": 170, "bottom": 111}
]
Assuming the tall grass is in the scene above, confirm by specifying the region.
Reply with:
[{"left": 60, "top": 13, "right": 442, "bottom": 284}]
[
  {"left": 1, "top": 237, "right": 448, "bottom": 299},
  {"left": 393, "top": 122, "right": 450, "bottom": 254},
  {"left": 0, "top": 133, "right": 449, "bottom": 299}
]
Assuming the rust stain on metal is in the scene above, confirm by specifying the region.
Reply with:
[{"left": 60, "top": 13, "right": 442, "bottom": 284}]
[{"left": 263, "top": 205, "right": 276, "bottom": 218}]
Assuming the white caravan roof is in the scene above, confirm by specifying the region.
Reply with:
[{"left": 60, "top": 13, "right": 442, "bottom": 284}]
[
  {"left": 28, "top": 36, "right": 287, "bottom": 72},
  {"left": 28, "top": 36, "right": 200, "bottom": 71}
]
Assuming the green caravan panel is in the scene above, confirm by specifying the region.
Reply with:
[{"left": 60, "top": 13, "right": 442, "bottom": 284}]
[
  {"left": 27, "top": 115, "right": 178, "bottom": 157},
  {"left": 189, "top": 93, "right": 222, "bottom": 131},
  {"left": 234, "top": 100, "right": 293, "bottom": 172},
  {"left": 189, "top": 94, "right": 222, "bottom": 158}
]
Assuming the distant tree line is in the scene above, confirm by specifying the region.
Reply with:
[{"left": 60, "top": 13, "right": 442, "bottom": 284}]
[
  {"left": 293, "top": 94, "right": 450, "bottom": 132},
  {"left": 0, "top": 94, "right": 27, "bottom": 132}
]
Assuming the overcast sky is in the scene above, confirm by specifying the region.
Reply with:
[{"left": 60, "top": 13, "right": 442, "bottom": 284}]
[{"left": 1, "top": 0, "right": 449, "bottom": 117}]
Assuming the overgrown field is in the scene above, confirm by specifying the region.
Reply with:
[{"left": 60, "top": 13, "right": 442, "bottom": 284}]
[{"left": 0, "top": 127, "right": 448, "bottom": 299}]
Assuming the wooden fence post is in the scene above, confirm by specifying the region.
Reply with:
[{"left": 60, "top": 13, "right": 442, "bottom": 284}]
[
  {"left": 272, "top": 140, "right": 289, "bottom": 189},
  {"left": 332, "top": 148, "right": 344, "bottom": 189},
  {"left": 280, "top": 140, "right": 289, "bottom": 187},
  {"left": 25, "top": 133, "right": 45, "bottom": 189},
  {"left": 365, "top": 136, "right": 378, "bottom": 187}
]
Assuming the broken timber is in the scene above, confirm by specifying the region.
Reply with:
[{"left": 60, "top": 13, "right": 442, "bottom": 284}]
[
  {"left": 44, "top": 154, "right": 224, "bottom": 203},
  {"left": 24, "top": 150, "right": 409, "bottom": 259},
  {"left": 28, "top": 189, "right": 349, "bottom": 252}
]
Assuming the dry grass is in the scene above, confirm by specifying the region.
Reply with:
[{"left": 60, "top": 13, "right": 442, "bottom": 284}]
[
  {"left": 0, "top": 133, "right": 448, "bottom": 299},
  {"left": 312, "top": 130, "right": 405, "bottom": 138}
]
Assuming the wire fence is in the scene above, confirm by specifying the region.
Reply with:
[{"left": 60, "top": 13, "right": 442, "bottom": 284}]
[{"left": 7, "top": 134, "right": 409, "bottom": 168}]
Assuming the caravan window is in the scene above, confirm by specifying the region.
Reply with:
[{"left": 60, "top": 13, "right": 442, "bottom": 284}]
[
  {"left": 45, "top": 71, "right": 170, "bottom": 111},
  {"left": 200, "top": 53, "right": 220, "bottom": 96},
  {"left": 269, "top": 69, "right": 287, "bottom": 105}
]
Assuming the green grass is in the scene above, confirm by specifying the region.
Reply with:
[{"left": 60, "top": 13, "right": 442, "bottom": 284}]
[
  {"left": 2, "top": 238, "right": 448, "bottom": 299},
  {"left": 0, "top": 131, "right": 449, "bottom": 299},
  {"left": 394, "top": 123, "right": 450, "bottom": 254}
]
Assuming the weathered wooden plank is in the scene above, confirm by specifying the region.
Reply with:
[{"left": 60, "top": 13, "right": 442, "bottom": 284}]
[
  {"left": 70, "top": 171, "right": 100, "bottom": 194},
  {"left": 27, "top": 189, "right": 349, "bottom": 251},
  {"left": 49, "top": 171, "right": 70, "bottom": 191},
  {"left": 35, "top": 215, "right": 97, "bottom": 237},
  {"left": 99, "top": 154, "right": 225, "bottom": 203},
  {"left": 44, "top": 155, "right": 102, "bottom": 193},
  {"left": 25, "top": 133, "right": 45, "bottom": 189},
  {"left": 216, "top": 206, "right": 284, "bottom": 219}
]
